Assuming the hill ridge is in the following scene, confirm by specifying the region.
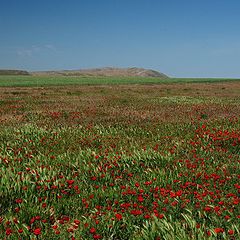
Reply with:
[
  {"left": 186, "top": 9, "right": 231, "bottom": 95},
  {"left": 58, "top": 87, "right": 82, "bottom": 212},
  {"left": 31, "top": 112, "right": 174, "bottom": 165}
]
[
  {"left": 0, "top": 69, "right": 30, "bottom": 75},
  {"left": 32, "top": 67, "right": 169, "bottom": 78}
]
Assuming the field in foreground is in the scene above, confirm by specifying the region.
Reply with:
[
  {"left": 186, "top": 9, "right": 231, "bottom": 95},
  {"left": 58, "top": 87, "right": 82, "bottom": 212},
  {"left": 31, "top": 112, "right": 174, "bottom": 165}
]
[{"left": 0, "top": 81, "right": 239, "bottom": 239}]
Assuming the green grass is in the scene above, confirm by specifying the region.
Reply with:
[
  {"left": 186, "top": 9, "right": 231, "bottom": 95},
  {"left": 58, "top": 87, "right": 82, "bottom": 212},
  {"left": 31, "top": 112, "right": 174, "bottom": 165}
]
[{"left": 0, "top": 75, "right": 239, "bottom": 87}]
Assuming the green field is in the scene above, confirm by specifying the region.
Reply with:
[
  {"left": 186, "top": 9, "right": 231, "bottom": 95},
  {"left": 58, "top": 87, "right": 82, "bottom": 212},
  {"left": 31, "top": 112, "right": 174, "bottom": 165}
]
[
  {"left": 0, "top": 80, "right": 239, "bottom": 239},
  {"left": 0, "top": 75, "right": 239, "bottom": 87}
]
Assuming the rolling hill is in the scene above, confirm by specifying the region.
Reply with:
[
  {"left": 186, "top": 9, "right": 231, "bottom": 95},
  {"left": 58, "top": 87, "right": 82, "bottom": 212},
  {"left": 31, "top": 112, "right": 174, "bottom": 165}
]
[
  {"left": 0, "top": 69, "right": 30, "bottom": 75},
  {"left": 32, "top": 67, "right": 169, "bottom": 78}
]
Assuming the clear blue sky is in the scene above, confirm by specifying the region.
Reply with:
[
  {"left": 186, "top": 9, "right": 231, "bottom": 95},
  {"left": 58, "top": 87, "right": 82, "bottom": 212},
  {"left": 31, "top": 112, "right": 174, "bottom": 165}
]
[{"left": 1, "top": 0, "right": 240, "bottom": 77}]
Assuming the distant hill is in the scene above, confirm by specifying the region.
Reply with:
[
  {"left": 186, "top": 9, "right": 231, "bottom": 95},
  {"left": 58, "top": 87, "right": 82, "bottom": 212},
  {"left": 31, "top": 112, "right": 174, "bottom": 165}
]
[
  {"left": 0, "top": 69, "right": 30, "bottom": 75},
  {"left": 32, "top": 67, "right": 169, "bottom": 78}
]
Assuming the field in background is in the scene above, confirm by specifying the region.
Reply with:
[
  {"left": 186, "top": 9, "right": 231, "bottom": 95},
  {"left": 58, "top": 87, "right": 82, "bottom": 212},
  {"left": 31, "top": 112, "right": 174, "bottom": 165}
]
[
  {"left": 0, "top": 75, "right": 240, "bottom": 87},
  {"left": 0, "top": 80, "right": 239, "bottom": 239}
]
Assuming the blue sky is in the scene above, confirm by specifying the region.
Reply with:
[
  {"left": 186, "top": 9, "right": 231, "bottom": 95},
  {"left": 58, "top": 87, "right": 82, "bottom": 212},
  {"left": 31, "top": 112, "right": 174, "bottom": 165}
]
[{"left": 1, "top": 0, "right": 240, "bottom": 77}]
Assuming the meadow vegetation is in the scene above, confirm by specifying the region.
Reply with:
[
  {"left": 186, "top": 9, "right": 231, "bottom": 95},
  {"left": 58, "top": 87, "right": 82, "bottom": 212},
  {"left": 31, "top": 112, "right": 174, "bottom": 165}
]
[
  {"left": 0, "top": 79, "right": 239, "bottom": 239},
  {"left": 0, "top": 75, "right": 239, "bottom": 87}
]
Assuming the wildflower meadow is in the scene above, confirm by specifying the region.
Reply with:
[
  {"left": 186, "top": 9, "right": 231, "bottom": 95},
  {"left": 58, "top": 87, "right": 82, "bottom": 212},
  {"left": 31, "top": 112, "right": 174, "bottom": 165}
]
[{"left": 0, "top": 80, "right": 239, "bottom": 239}]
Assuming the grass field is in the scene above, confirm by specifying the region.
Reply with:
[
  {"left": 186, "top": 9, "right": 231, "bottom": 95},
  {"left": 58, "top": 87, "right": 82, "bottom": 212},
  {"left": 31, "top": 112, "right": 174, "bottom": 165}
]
[
  {"left": 0, "top": 75, "right": 240, "bottom": 87},
  {"left": 0, "top": 78, "right": 239, "bottom": 239}
]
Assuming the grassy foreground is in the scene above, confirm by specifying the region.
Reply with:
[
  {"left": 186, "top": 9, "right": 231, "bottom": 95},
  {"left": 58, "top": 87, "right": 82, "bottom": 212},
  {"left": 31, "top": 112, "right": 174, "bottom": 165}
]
[{"left": 0, "top": 82, "right": 239, "bottom": 239}]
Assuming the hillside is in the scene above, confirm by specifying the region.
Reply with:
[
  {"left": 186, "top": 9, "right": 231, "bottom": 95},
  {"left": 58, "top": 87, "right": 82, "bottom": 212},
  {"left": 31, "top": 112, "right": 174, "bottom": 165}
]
[
  {"left": 0, "top": 69, "right": 30, "bottom": 75},
  {"left": 32, "top": 67, "right": 169, "bottom": 78}
]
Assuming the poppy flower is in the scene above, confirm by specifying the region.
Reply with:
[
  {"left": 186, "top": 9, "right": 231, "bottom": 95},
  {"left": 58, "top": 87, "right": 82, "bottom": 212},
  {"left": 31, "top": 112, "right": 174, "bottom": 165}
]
[
  {"left": 15, "top": 198, "right": 23, "bottom": 204},
  {"left": 6, "top": 228, "right": 12, "bottom": 236},
  {"left": 93, "top": 234, "right": 101, "bottom": 239},
  {"left": 90, "top": 227, "right": 96, "bottom": 234},
  {"left": 66, "top": 179, "right": 75, "bottom": 185},
  {"left": 74, "top": 219, "right": 80, "bottom": 225},
  {"left": 33, "top": 228, "right": 41, "bottom": 235},
  {"left": 214, "top": 228, "right": 224, "bottom": 234},
  {"left": 138, "top": 196, "right": 144, "bottom": 202},
  {"left": 115, "top": 213, "right": 122, "bottom": 220}
]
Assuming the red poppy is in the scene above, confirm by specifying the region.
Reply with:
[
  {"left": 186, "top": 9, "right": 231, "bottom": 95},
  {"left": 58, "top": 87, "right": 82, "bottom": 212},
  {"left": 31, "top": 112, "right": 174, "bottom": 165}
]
[
  {"left": 214, "top": 228, "right": 224, "bottom": 234},
  {"left": 158, "top": 214, "right": 164, "bottom": 219},
  {"left": 6, "top": 228, "right": 12, "bottom": 236},
  {"left": 206, "top": 230, "right": 211, "bottom": 236},
  {"left": 67, "top": 227, "right": 74, "bottom": 233},
  {"left": 196, "top": 223, "right": 201, "bottom": 229},
  {"left": 66, "top": 179, "right": 75, "bottom": 185},
  {"left": 14, "top": 207, "right": 20, "bottom": 213},
  {"left": 115, "top": 213, "right": 122, "bottom": 220},
  {"left": 138, "top": 196, "right": 144, "bottom": 202},
  {"left": 144, "top": 214, "right": 151, "bottom": 219},
  {"left": 135, "top": 182, "right": 140, "bottom": 188},
  {"left": 74, "top": 219, "right": 80, "bottom": 225},
  {"left": 90, "top": 227, "right": 96, "bottom": 234},
  {"left": 224, "top": 215, "right": 230, "bottom": 220},
  {"left": 30, "top": 217, "right": 35, "bottom": 224},
  {"left": 15, "top": 198, "right": 23, "bottom": 204},
  {"left": 33, "top": 228, "right": 41, "bottom": 235},
  {"left": 130, "top": 210, "right": 142, "bottom": 216},
  {"left": 42, "top": 203, "right": 47, "bottom": 208},
  {"left": 93, "top": 234, "right": 101, "bottom": 239},
  {"left": 204, "top": 206, "right": 211, "bottom": 212}
]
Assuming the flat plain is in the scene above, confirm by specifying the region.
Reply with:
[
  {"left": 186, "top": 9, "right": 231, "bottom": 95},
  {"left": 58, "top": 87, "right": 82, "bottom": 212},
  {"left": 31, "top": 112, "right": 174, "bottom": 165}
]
[{"left": 0, "top": 77, "right": 239, "bottom": 239}]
